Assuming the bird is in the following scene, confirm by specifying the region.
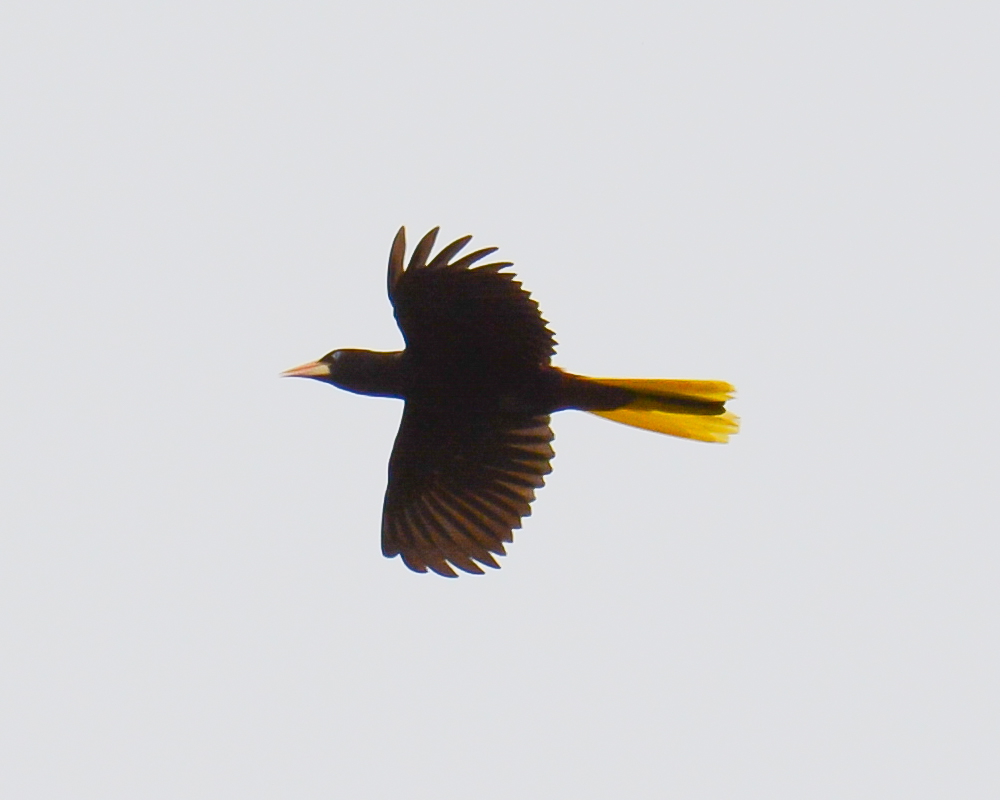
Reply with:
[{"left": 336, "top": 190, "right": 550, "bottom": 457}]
[{"left": 283, "top": 227, "right": 738, "bottom": 577}]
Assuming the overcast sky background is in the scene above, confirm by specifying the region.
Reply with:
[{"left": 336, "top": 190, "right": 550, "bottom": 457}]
[{"left": 2, "top": 2, "right": 998, "bottom": 798}]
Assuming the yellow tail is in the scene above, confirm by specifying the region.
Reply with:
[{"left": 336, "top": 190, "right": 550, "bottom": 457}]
[{"left": 585, "top": 378, "right": 739, "bottom": 443}]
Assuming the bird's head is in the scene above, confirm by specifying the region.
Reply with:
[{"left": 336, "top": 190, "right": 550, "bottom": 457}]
[{"left": 281, "top": 349, "right": 405, "bottom": 398}]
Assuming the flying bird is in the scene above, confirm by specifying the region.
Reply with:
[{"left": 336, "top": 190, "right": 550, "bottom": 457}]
[{"left": 283, "top": 227, "right": 738, "bottom": 576}]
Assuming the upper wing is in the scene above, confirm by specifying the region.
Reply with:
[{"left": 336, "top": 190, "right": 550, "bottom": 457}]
[
  {"left": 381, "top": 405, "right": 555, "bottom": 576},
  {"left": 387, "top": 226, "right": 556, "bottom": 372}
]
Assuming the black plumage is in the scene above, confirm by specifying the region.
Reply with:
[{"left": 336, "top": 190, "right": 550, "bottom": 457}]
[{"left": 284, "top": 227, "right": 738, "bottom": 576}]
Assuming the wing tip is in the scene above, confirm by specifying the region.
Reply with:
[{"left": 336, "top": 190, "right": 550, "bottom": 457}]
[{"left": 387, "top": 226, "right": 406, "bottom": 299}]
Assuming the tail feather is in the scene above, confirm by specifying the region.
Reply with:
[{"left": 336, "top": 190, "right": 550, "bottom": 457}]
[
  {"left": 583, "top": 377, "right": 739, "bottom": 443},
  {"left": 586, "top": 377, "right": 735, "bottom": 404}
]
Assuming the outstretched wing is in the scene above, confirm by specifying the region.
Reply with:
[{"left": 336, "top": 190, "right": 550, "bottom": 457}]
[
  {"left": 381, "top": 407, "right": 555, "bottom": 576},
  {"left": 387, "top": 226, "right": 556, "bottom": 372}
]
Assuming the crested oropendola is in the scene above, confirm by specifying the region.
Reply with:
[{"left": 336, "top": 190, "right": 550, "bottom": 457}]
[{"left": 283, "top": 227, "right": 738, "bottom": 576}]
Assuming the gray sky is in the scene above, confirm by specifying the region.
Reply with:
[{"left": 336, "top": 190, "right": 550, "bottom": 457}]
[{"left": 2, "top": 1, "right": 998, "bottom": 797}]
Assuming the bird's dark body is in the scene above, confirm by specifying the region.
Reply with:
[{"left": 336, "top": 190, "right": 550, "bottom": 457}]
[
  {"left": 328, "top": 348, "right": 633, "bottom": 415},
  {"left": 284, "top": 226, "right": 735, "bottom": 576}
]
